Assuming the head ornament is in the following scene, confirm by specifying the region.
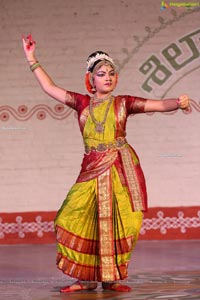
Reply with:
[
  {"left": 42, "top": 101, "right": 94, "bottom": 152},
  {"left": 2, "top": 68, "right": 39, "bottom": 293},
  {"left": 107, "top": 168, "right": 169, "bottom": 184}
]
[
  {"left": 85, "top": 51, "right": 117, "bottom": 94},
  {"left": 86, "top": 51, "right": 115, "bottom": 73}
]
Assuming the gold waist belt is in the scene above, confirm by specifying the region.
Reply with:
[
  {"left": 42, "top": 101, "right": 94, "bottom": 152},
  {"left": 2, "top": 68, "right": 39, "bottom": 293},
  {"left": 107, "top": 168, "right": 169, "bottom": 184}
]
[{"left": 85, "top": 137, "right": 127, "bottom": 154}]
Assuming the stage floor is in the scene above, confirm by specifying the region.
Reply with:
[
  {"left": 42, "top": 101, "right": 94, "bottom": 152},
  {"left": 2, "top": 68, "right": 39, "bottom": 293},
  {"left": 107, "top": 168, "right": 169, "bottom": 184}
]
[{"left": 0, "top": 240, "right": 199, "bottom": 300}]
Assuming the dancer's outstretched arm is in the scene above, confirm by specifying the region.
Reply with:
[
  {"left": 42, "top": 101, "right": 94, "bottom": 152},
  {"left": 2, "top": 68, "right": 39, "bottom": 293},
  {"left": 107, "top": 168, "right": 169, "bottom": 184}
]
[
  {"left": 22, "top": 34, "right": 67, "bottom": 103},
  {"left": 144, "top": 95, "right": 190, "bottom": 112}
]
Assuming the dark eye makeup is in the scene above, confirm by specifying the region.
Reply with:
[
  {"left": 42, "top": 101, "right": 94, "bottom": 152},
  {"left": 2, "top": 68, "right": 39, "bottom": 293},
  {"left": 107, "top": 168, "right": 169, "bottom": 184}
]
[{"left": 96, "top": 71, "right": 115, "bottom": 77}]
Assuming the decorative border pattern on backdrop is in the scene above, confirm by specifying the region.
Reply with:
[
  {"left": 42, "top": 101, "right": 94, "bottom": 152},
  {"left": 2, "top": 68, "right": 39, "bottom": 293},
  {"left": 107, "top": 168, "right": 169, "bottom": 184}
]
[
  {"left": 0, "top": 207, "right": 199, "bottom": 244},
  {"left": 0, "top": 104, "right": 74, "bottom": 122}
]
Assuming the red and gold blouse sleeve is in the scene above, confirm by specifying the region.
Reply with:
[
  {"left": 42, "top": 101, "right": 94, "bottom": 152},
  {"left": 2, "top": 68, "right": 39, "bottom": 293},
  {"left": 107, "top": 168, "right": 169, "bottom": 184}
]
[
  {"left": 64, "top": 91, "right": 79, "bottom": 109},
  {"left": 125, "top": 95, "right": 147, "bottom": 114},
  {"left": 64, "top": 91, "right": 90, "bottom": 112}
]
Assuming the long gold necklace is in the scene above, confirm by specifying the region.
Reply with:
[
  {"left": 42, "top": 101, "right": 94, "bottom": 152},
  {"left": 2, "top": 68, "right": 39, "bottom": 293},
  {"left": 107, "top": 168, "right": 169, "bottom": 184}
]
[{"left": 89, "top": 95, "right": 113, "bottom": 133}]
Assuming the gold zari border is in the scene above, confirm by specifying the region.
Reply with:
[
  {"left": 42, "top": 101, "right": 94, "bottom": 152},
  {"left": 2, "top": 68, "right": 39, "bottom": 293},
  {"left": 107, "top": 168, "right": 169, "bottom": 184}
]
[
  {"left": 97, "top": 169, "right": 115, "bottom": 281},
  {"left": 119, "top": 147, "right": 145, "bottom": 211}
]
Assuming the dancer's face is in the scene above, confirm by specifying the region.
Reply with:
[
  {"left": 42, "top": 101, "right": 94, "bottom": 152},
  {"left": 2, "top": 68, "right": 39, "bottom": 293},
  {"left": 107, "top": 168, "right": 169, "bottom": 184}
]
[{"left": 93, "top": 64, "right": 117, "bottom": 95}]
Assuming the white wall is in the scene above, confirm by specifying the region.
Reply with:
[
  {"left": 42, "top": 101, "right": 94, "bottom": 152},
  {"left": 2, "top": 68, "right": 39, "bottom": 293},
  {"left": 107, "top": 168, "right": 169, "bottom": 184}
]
[{"left": 0, "top": 0, "right": 199, "bottom": 212}]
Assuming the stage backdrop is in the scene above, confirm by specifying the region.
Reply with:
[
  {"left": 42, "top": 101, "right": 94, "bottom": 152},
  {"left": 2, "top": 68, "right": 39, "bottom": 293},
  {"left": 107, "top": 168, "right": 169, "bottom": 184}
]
[{"left": 0, "top": 0, "right": 199, "bottom": 243}]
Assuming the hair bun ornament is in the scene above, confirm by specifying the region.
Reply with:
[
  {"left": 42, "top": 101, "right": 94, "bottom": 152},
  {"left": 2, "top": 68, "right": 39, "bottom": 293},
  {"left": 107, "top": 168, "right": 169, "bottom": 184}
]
[{"left": 86, "top": 51, "right": 115, "bottom": 73}]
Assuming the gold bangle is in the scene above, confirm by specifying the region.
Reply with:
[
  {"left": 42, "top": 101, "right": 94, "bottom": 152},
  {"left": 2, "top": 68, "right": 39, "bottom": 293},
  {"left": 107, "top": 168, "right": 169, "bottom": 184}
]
[{"left": 30, "top": 62, "right": 41, "bottom": 72}]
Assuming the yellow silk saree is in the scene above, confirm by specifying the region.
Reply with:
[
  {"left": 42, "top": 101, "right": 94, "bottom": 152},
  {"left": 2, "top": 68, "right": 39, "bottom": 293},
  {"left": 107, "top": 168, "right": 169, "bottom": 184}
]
[{"left": 55, "top": 93, "right": 147, "bottom": 281}]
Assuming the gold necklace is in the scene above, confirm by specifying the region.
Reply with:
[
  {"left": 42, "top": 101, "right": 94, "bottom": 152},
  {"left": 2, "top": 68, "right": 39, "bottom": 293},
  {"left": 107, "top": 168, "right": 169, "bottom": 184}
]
[
  {"left": 89, "top": 95, "right": 113, "bottom": 133},
  {"left": 93, "top": 93, "right": 111, "bottom": 102}
]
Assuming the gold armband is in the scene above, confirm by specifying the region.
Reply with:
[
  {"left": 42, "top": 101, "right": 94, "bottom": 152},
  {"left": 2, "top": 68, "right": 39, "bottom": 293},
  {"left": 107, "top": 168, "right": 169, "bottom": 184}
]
[{"left": 30, "top": 62, "right": 41, "bottom": 72}]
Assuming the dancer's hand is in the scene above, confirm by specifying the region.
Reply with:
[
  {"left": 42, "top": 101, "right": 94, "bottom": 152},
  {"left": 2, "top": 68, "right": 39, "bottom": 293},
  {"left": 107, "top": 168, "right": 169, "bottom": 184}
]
[
  {"left": 22, "top": 34, "right": 36, "bottom": 62},
  {"left": 177, "top": 95, "right": 190, "bottom": 110}
]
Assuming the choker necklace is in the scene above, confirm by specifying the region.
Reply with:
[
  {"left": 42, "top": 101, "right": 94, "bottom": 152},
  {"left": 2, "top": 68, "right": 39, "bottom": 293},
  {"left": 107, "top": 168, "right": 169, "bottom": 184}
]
[
  {"left": 89, "top": 95, "right": 113, "bottom": 133},
  {"left": 93, "top": 93, "right": 111, "bottom": 102}
]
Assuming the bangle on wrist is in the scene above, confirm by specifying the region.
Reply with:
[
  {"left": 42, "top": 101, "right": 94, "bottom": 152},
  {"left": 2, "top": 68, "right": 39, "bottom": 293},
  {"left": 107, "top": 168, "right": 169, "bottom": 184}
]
[{"left": 30, "top": 62, "right": 41, "bottom": 72}]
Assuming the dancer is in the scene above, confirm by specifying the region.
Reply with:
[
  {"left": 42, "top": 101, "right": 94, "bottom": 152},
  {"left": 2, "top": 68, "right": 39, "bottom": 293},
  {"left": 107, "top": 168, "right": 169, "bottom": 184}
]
[{"left": 22, "top": 35, "right": 190, "bottom": 292}]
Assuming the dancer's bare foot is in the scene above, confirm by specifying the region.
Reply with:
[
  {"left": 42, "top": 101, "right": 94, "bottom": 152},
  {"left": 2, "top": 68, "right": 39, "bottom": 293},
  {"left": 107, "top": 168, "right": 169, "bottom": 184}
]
[
  {"left": 60, "top": 281, "right": 97, "bottom": 293},
  {"left": 102, "top": 282, "right": 132, "bottom": 292}
]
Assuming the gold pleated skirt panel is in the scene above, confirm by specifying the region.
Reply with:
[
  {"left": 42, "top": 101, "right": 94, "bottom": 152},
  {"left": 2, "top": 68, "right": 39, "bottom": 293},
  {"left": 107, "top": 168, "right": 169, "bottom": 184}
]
[{"left": 55, "top": 166, "right": 143, "bottom": 282}]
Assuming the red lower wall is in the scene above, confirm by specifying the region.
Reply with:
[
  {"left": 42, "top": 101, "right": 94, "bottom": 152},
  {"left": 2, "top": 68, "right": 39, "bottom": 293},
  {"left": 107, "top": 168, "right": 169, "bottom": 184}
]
[{"left": 0, "top": 206, "right": 199, "bottom": 244}]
